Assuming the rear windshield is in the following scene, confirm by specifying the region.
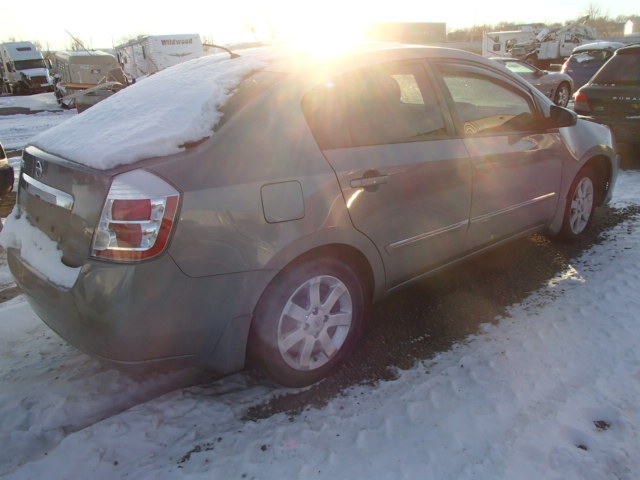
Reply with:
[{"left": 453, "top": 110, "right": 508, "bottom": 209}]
[
  {"left": 591, "top": 51, "right": 640, "bottom": 85},
  {"left": 569, "top": 50, "right": 613, "bottom": 65}
]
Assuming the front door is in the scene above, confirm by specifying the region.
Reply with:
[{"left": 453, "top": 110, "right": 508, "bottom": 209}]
[
  {"left": 435, "top": 63, "right": 563, "bottom": 249},
  {"left": 302, "top": 61, "right": 472, "bottom": 288}
]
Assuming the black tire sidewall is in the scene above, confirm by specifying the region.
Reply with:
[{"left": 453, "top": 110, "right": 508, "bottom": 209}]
[{"left": 248, "top": 256, "right": 365, "bottom": 387}]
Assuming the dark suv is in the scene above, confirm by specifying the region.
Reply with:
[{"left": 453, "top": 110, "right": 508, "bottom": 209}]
[{"left": 573, "top": 44, "right": 640, "bottom": 145}]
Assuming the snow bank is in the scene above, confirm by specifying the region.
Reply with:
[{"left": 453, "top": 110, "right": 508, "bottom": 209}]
[
  {"left": 0, "top": 92, "right": 60, "bottom": 112},
  {"left": 0, "top": 170, "right": 639, "bottom": 479}
]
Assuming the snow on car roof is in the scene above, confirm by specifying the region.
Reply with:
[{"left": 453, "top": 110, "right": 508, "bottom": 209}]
[
  {"left": 30, "top": 48, "right": 276, "bottom": 170},
  {"left": 28, "top": 42, "right": 441, "bottom": 171}
]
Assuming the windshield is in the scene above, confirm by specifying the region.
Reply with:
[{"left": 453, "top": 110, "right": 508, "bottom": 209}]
[
  {"left": 14, "top": 58, "right": 46, "bottom": 70},
  {"left": 591, "top": 51, "right": 640, "bottom": 85}
]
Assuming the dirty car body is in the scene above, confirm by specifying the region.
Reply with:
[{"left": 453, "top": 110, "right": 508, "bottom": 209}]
[{"left": 5, "top": 45, "right": 619, "bottom": 387}]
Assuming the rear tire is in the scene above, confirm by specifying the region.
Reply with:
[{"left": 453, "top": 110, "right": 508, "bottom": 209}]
[
  {"left": 248, "top": 256, "right": 365, "bottom": 387},
  {"left": 558, "top": 166, "right": 596, "bottom": 241}
]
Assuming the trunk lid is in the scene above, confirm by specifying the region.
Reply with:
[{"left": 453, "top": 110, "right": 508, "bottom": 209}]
[
  {"left": 582, "top": 84, "right": 640, "bottom": 117},
  {"left": 17, "top": 146, "right": 112, "bottom": 268}
]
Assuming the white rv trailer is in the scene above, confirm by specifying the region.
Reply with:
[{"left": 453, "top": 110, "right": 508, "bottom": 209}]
[{"left": 115, "top": 34, "right": 203, "bottom": 80}]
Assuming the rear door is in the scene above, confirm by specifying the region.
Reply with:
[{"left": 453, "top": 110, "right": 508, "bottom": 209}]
[
  {"left": 303, "top": 61, "right": 472, "bottom": 288},
  {"left": 432, "top": 61, "right": 564, "bottom": 249}
]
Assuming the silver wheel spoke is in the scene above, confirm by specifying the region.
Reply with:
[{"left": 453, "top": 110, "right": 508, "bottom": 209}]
[
  {"left": 326, "top": 312, "right": 352, "bottom": 328},
  {"left": 298, "top": 337, "right": 316, "bottom": 369},
  {"left": 318, "top": 330, "right": 338, "bottom": 357},
  {"left": 321, "top": 283, "right": 347, "bottom": 312},
  {"left": 308, "top": 277, "right": 321, "bottom": 307},
  {"left": 280, "top": 328, "right": 309, "bottom": 352}
]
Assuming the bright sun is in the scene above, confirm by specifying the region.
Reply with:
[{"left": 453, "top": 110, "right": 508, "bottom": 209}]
[{"left": 270, "top": 9, "right": 371, "bottom": 56}]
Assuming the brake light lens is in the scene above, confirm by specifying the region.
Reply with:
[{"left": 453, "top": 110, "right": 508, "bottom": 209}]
[
  {"left": 91, "top": 170, "right": 180, "bottom": 262},
  {"left": 573, "top": 90, "right": 592, "bottom": 114}
]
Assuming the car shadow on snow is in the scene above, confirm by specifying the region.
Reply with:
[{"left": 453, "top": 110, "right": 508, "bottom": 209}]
[{"left": 240, "top": 203, "right": 640, "bottom": 421}]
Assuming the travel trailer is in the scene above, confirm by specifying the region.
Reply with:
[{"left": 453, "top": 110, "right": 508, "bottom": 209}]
[
  {"left": 115, "top": 34, "right": 203, "bottom": 80},
  {"left": 0, "top": 41, "right": 53, "bottom": 94},
  {"left": 49, "top": 50, "right": 127, "bottom": 111}
]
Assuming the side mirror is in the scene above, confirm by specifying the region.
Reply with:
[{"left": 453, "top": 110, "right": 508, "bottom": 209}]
[{"left": 548, "top": 105, "right": 577, "bottom": 128}]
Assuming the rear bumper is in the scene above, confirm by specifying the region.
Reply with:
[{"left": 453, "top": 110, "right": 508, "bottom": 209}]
[{"left": 7, "top": 248, "right": 272, "bottom": 374}]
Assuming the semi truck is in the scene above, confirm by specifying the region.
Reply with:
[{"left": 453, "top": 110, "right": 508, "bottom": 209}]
[
  {"left": 0, "top": 41, "right": 54, "bottom": 95},
  {"left": 115, "top": 34, "right": 203, "bottom": 80}
]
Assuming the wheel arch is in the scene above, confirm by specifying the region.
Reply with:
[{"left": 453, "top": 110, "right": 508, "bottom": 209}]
[
  {"left": 547, "top": 153, "right": 616, "bottom": 237},
  {"left": 581, "top": 154, "right": 614, "bottom": 206},
  {"left": 263, "top": 242, "right": 379, "bottom": 307}
]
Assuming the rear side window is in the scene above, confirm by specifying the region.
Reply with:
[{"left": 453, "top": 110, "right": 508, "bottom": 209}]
[
  {"left": 302, "top": 62, "right": 447, "bottom": 149},
  {"left": 440, "top": 72, "right": 536, "bottom": 135},
  {"left": 215, "top": 71, "right": 284, "bottom": 131},
  {"left": 591, "top": 51, "right": 640, "bottom": 85}
]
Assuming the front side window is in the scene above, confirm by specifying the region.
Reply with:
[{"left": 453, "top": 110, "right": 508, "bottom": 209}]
[
  {"left": 303, "top": 62, "right": 446, "bottom": 149},
  {"left": 441, "top": 72, "right": 536, "bottom": 135}
]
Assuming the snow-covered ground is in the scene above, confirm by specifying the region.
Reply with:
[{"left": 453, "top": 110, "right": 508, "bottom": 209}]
[{"left": 1, "top": 97, "right": 640, "bottom": 480}]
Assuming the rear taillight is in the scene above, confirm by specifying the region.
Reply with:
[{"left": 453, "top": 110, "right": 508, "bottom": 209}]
[
  {"left": 573, "top": 90, "right": 592, "bottom": 114},
  {"left": 91, "top": 170, "right": 180, "bottom": 262}
]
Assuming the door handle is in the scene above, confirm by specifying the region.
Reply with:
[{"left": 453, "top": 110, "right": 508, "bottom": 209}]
[{"left": 350, "top": 175, "right": 388, "bottom": 189}]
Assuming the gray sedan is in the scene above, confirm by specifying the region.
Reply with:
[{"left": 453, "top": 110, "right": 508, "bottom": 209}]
[
  {"left": 5, "top": 44, "right": 618, "bottom": 387},
  {"left": 491, "top": 57, "right": 574, "bottom": 106}
]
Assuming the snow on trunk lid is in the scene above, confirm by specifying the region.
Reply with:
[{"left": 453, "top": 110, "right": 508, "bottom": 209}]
[{"left": 16, "top": 146, "right": 112, "bottom": 268}]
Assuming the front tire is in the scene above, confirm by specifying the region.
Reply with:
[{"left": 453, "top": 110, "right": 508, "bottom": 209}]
[
  {"left": 248, "top": 256, "right": 365, "bottom": 387},
  {"left": 558, "top": 166, "right": 596, "bottom": 241}
]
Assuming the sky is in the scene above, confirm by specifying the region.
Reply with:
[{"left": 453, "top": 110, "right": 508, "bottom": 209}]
[
  {"left": 1, "top": 99, "right": 639, "bottom": 477},
  {"left": 2, "top": 0, "right": 639, "bottom": 51}
]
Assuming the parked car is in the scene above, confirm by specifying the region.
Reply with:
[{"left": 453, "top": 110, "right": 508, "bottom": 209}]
[
  {"left": 491, "top": 57, "right": 573, "bottom": 106},
  {"left": 573, "top": 43, "right": 640, "bottom": 146},
  {"left": 2, "top": 44, "right": 619, "bottom": 387},
  {"left": 561, "top": 41, "right": 624, "bottom": 90},
  {"left": 0, "top": 141, "right": 14, "bottom": 195}
]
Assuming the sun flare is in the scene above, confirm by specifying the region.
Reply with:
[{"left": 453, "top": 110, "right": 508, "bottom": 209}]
[{"left": 272, "top": 11, "right": 371, "bottom": 57}]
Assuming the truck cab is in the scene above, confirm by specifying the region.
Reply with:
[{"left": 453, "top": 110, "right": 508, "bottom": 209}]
[{"left": 0, "top": 42, "right": 53, "bottom": 95}]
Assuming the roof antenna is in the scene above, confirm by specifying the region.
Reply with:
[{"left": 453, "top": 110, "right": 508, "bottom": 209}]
[
  {"left": 203, "top": 43, "right": 240, "bottom": 59},
  {"left": 64, "top": 29, "right": 95, "bottom": 55}
]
